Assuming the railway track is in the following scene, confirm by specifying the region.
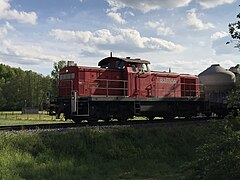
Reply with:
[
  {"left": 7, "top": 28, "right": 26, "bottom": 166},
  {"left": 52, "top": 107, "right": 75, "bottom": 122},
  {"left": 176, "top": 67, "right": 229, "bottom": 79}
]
[{"left": 0, "top": 118, "right": 212, "bottom": 132}]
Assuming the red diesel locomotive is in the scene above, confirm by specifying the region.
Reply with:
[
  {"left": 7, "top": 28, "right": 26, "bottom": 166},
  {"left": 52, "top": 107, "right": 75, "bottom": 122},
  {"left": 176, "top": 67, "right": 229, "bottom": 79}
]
[{"left": 49, "top": 56, "right": 208, "bottom": 123}]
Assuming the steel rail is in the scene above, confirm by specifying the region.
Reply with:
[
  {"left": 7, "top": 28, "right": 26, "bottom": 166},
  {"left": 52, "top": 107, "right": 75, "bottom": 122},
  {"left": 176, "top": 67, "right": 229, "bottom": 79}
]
[{"left": 0, "top": 118, "right": 212, "bottom": 132}]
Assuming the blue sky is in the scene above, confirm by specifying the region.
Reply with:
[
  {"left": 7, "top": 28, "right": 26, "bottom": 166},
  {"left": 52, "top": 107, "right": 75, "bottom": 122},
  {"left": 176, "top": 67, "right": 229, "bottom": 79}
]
[{"left": 0, "top": 0, "right": 239, "bottom": 75}]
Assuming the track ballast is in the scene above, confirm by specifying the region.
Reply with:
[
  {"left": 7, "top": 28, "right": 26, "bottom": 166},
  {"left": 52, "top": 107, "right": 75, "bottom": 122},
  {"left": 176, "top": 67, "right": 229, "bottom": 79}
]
[{"left": 0, "top": 118, "right": 212, "bottom": 132}]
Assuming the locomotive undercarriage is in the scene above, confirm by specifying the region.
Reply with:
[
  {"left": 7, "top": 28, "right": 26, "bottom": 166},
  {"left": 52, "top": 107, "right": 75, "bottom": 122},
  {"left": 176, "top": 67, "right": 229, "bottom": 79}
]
[{"left": 54, "top": 96, "right": 209, "bottom": 123}]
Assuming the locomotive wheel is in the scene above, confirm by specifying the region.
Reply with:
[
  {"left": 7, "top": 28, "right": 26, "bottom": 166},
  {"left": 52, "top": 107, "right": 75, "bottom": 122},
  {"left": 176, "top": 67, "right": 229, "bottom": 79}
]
[
  {"left": 147, "top": 116, "right": 155, "bottom": 121},
  {"left": 184, "top": 115, "right": 192, "bottom": 120},
  {"left": 72, "top": 118, "right": 82, "bottom": 124},
  {"left": 117, "top": 115, "right": 128, "bottom": 122},
  {"left": 205, "top": 113, "right": 212, "bottom": 118},
  {"left": 89, "top": 106, "right": 100, "bottom": 123},
  {"left": 104, "top": 117, "right": 111, "bottom": 122},
  {"left": 163, "top": 115, "right": 175, "bottom": 120}
]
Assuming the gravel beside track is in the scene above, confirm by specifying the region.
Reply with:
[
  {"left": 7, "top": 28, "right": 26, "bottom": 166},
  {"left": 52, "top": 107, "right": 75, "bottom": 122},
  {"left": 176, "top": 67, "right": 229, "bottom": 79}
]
[{"left": 0, "top": 118, "right": 211, "bottom": 132}]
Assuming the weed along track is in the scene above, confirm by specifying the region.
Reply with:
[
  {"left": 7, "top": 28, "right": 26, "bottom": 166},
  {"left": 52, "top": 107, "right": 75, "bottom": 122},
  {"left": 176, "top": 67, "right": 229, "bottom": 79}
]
[{"left": 0, "top": 118, "right": 210, "bottom": 132}]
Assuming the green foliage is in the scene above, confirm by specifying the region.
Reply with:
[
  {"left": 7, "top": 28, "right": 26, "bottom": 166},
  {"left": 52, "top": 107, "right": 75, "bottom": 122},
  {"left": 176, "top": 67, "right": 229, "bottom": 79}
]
[
  {"left": 229, "top": 7, "right": 240, "bottom": 48},
  {"left": 51, "top": 60, "right": 66, "bottom": 80},
  {"left": 0, "top": 126, "right": 209, "bottom": 179},
  {"left": 0, "top": 64, "right": 55, "bottom": 110},
  {"left": 228, "top": 81, "right": 240, "bottom": 110},
  {"left": 184, "top": 71, "right": 240, "bottom": 179},
  {"left": 51, "top": 60, "right": 66, "bottom": 95},
  {"left": 183, "top": 119, "right": 240, "bottom": 180}
]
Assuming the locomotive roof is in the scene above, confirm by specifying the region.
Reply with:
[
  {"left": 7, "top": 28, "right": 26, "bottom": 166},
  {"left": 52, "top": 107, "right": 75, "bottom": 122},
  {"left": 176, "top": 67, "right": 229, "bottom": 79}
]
[{"left": 98, "top": 57, "right": 150, "bottom": 66}]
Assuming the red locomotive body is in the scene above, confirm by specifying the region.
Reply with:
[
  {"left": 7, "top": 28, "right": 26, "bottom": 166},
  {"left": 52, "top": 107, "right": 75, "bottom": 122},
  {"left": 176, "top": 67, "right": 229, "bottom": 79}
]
[
  {"left": 59, "top": 57, "right": 200, "bottom": 98},
  {"left": 55, "top": 56, "right": 203, "bottom": 122}
]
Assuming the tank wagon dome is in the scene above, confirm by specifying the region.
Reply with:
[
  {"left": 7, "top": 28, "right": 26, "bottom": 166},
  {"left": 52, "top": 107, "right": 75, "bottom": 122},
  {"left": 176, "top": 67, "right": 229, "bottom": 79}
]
[
  {"left": 198, "top": 64, "right": 236, "bottom": 92},
  {"left": 230, "top": 64, "right": 240, "bottom": 83},
  {"left": 229, "top": 64, "right": 240, "bottom": 74}
]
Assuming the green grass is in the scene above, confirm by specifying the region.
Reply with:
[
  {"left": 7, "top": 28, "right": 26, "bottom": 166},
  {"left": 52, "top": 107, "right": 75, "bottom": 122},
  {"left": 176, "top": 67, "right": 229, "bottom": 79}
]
[
  {"left": 0, "top": 119, "right": 70, "bottom": 126},
  {"left": 0, "top": 124, "right": 213, "bottom": 179},
  {"left": 0, "top": 111, "right": 70, "bottom": 126}
]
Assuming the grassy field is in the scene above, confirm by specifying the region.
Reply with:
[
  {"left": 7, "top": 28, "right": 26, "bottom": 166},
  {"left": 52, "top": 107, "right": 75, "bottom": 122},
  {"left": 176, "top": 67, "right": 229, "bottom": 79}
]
[
  {"left": 0, "top": 123, "right": 213, "bottom": 179},
  {"left": 0, "top": 111, "right": 70, "bottom": 126}
]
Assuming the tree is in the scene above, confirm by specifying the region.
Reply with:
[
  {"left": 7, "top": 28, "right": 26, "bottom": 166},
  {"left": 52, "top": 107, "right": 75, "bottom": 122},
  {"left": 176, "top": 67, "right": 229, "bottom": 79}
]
[
  {"left": 0, "top": 63, "right": 56, "bottom": 110},
  {"left": 228, "top": 6, "right": 240, "bottom": 49},
  {"left": 51, "top": 60, "right": 66, "bottom": 96},
  {"left": 51, "top": 60, "right": 66, "bottom": 81}
]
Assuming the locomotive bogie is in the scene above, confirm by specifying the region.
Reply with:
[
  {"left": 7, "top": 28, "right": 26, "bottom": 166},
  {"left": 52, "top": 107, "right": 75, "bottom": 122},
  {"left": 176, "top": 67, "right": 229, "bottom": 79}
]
[{"left": 55, "top": 96, "right": 205, "bottom": 123}]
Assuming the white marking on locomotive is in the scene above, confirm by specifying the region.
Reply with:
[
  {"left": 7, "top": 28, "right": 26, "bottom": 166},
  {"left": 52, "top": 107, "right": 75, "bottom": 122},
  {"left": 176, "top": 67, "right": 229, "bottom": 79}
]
[{"left": 160, "top": 78, "right": 177, "bottom": 84}]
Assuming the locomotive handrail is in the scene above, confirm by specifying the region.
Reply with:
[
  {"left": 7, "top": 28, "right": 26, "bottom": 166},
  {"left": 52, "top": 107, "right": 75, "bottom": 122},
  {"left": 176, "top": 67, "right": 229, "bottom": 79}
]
[
  {"left": 152, "top": 82, "right": 203, "bottom": 98},
  {"left": 85, "top": 78, "right": 128, "bottom": 97}
]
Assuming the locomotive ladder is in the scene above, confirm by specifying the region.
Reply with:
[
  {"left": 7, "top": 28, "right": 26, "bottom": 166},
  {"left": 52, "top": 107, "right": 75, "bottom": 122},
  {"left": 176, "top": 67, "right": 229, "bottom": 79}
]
[
  {"left": 77, "top": 98, "right": 89, "bottom": 116},
  {"left": 71, "top": 90, "right": 89, "bottom": 116},
  {"left": 134, "top": 101, "right": 141, "bottom": 115}
]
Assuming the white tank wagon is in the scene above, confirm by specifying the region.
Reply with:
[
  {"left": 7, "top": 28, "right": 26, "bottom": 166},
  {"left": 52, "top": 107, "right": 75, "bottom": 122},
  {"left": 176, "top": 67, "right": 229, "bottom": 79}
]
[
  {"left": 198, "top": 64, "right": 237, "bottom": 116},
  {"left": 198, "top": 64, "right": 236, "bottom": 92}
]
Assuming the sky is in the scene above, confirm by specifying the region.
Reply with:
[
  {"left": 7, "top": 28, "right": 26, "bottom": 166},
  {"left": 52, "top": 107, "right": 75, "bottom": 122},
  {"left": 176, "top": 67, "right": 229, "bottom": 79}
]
[{"left": 0, "top": 0, "right": 239, "bottom": 75}]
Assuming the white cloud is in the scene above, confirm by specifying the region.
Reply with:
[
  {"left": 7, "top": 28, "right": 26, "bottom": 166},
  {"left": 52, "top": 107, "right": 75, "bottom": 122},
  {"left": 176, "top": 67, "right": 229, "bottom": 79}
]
[
  {"left": 0, "top": 22, "right": 14, "bottom": 39},
  {"left": 211, "top": 33, "right": 236, "bottom": 55},
  {"left": 198, "top": 0, "right": 236, "bottom": 9},
  {"left": 210, "top": 32, "right": 239, "bottom": 56},
  {"left": 49, "top": 28, "right": 184, "bottom": 54},
  {"left": 0, "top": 39, "right": 61, "bottom": 65},
  {"left": 106, "top": 0, "right": 192, "bottom": 13},
  {"left": 0, "top": 23, "right": 62, "bottom": 66},
  {"left": 46, "top": 17, "right": 62, "bottom": 24},
  {"left": 186, "top": 8, "right": 214, "bottom": 30},
  {"left": 0, "top": 0, "right": 37, "bottom": 25},
  {"left": 125, "top": 11, "right": 135, "bottom": 17},
  {"left": 153, "top": 57, "right": 220, "bottom": 75},
  {"left": 211, "top": 31, "right": 228, "bottom": 40},
  {"left": 107, "top": 12, "right": 126, "bottom": 24},
  {"left": 146, "top": 21, "right": 174, "bottom": 36}
]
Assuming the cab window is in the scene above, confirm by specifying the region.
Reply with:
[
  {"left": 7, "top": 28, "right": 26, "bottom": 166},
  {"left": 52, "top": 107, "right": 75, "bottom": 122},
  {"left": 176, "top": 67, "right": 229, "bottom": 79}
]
[
  {"left": 101, "top": 62, "right": 110, "bottom": 68},
  {"left": 115, "top": 60, "right": 125, "bottom": 69},
  {"left": 60, "top": 73, "right": 75, "bottom": 80},
  {"left": 140, "top": 64, "right": 148, "bottom": 72},
  {"left": 131, "top": 64, "right": 137, "bottom": 72}
]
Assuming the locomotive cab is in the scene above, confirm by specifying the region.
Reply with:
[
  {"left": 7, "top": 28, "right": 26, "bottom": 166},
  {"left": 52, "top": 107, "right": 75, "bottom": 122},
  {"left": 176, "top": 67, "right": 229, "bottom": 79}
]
[
  {"left": 98, "top": 56, "right": 151, "bottom": 72},
  {"left": 99, "top": 56, "right": 151, "bottom": 97}
]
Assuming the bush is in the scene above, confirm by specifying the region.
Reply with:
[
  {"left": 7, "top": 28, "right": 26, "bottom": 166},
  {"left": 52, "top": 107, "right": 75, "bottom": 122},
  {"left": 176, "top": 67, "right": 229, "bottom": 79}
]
[{"left": 184, "top": 116, "right": 240, "bottom": 180}]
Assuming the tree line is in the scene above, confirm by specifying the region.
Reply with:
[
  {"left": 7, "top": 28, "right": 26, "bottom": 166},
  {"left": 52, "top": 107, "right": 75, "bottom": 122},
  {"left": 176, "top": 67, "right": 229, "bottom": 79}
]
[{"left": 0, "top": 64, "right": 57, "bottom": 111}]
